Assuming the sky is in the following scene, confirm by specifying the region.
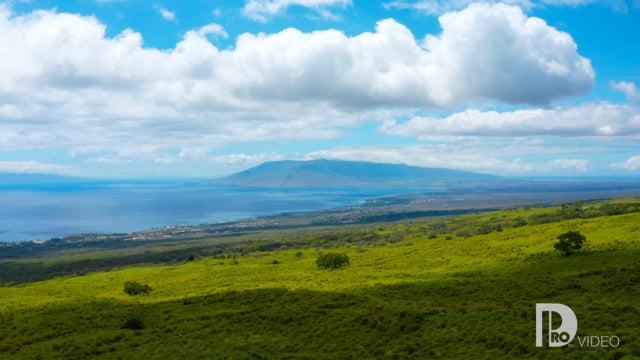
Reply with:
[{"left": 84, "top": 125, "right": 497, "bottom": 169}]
[{"left": 0, "top": 0, "right": 639, "bottom": 179}]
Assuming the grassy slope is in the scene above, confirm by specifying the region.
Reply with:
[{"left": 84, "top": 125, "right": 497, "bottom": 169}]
[{"left": 1, "top": 202, "right": 639, "bottom": 359}]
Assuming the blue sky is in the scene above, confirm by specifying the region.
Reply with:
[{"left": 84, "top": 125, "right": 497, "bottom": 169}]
[{"left": 0, "top": 0, "right": 639, "bottom": 178}]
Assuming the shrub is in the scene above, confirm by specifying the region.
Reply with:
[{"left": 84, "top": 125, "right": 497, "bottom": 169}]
[
  {"left": 122, "top": 318, "right": 145, "bottom": 330},
  {"left": 554, "top": 230, "right": 587, "bottom": 256},
  {"left": 123, "top": 281, "right": 153, "bottom": 296},
  {"left": 316, "top": 252, "right": 350, "bottom": 269}
]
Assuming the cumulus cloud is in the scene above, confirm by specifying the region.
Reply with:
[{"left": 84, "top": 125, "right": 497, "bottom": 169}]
[
  {"left": 423, "top": 3, "right": 593, "bottom": 106},
  {"left": 0, "top": 4, "right": 594, "bottom": 163},
  {"left": 242, "top": 0, "right": 351, "bottom": 21},
  {"left": 611, "top": 81, "right": 640, "bottom": 103},
  {"left": 610, "top": 155, "right": 640, "bottom": 170},
  {"left": 380, "top": 103, "right": 640, "bottom": 140}
]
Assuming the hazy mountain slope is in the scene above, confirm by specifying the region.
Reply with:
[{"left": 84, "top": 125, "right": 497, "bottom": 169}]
[{"left": 215, "top": 159, "right": 501, "bottom": 187}]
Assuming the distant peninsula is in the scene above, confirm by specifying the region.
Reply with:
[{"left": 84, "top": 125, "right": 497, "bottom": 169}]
[{"left": 214, "top": 159, "right": 502, "bottom": 188}]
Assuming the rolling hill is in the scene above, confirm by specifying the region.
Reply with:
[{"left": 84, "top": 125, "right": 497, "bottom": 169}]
[
  {"left": 214, "top": 159, "right": 502, "bottom": 188},
  {"left": 1, "top": 198, "right": 639, "bottom": 359}
]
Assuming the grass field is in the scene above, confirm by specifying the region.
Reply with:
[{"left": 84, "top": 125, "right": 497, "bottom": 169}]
[{"left": 1, "top": 199, "right": 639, "bottom": 359}]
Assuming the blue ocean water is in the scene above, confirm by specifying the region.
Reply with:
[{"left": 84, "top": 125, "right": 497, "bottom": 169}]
[{"left": 0, "top": 180, "right": 414, "bottom": 242}]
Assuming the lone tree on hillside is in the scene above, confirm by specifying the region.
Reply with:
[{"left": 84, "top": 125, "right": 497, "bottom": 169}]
[
  {"left": 554, "top": 230, "right": 587, "bottom": 256},
  {"left": 123, "top": 281, "right": 153, "bottom": 296},
  {"left": 316, "top": 252, "right": 350, "bottom": 269}
]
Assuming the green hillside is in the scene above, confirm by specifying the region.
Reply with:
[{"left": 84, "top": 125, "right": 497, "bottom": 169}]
[{"left": 1, "top": 199, "right": 639, "bottom": 359}]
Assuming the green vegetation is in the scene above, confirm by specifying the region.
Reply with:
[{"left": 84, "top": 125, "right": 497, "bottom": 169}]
[
  {"left": 123, "top": 281, "right": 153, "bottom": 296},
  {"left": 554, "top": 230, "right": 587, "bottom": 256},
  {"left": 0, "top": 198, "right": 639, "bottom": 359},
  {"left": 316, "top": 252, "right": 350, "bottom": 269}
]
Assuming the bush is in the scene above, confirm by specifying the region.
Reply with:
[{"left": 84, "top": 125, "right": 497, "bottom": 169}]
[
  {"left": 316, "top": 252, "right": 350, "bottom": 269},
  {"left": 121, "top": 317, "right": 145, "bottom": 330},
  {"left": 554, "top": 231, "right": 587, "bottom": 256},
  {"left": 123, "top": 281, "right": 153, "bottom": 296}
]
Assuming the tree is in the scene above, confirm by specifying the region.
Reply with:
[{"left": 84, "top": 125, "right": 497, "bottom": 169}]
[
  {"left": 554, "top": 231, "right": 586, "bottom": 256},
  {"left": 122, "top": 317, "right": 145, "bottom": 330},
  {"left": 123, "top": 281, "right": 153, "bottom": 296},
  {"left": 316, "top": 252, "right": 350, "bottom": 269}
]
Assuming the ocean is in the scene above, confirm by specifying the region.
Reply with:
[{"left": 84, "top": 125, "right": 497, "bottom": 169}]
[{"left": 0, "top": 180, "right": 411, "bottom": 242}]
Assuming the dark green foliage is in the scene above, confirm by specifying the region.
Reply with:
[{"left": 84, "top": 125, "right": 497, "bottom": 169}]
[
  {"left": 3, "top": 257, "right": 640, "bottom": 359},
  {"left": 123, "top": 281, "right": 152, "bottom": 296},
  {"left": 529, "top": 201, "right": 640, "bottom": 225},
  {"left": 554, "top": 230, "right": 587, "bottom": 256},
  {"left": 122, "top": 317, "right": 145, "bottom": 330},
  {"left": 272, "top": 259, "right": 280, "bottom": 265},
  {"left": 295, "top": 251, "right": 304, "bottom": 258},
  {"left": 0, "top": 245, "right": 214, "bottom": 285},
  {"left": 316, "top": 252, "right": 350, "bottom": 269}
]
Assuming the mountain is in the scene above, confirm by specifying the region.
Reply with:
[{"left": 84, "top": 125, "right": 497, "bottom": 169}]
[{"left": 214, "top": 160, "right": 502, "bottom": 188}]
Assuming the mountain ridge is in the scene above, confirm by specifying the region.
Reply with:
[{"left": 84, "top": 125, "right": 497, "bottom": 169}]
[{"left": 214, "top": 159, "right": 502, "bottom": 188}]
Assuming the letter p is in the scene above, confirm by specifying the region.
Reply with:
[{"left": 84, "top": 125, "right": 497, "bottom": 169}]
[{"left": 536, "top": 303, "right": 578, "bottom": 347}]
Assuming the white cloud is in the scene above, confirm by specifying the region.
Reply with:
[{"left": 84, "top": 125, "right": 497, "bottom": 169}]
[
  {"left": 0, "top": 161, "right": 75, "bottom": 174},
  {"left": 0, "top": 4, "right": 594, "bottom": 164},
  {"left": 384, "top": 0, "right": 628, "bottom": 15},
  {"left": 210, "top": 152, "right": 286, "bottom": 166},
  {"left": 307, "top": 144, "right": 533, "bottom": 174},
  {"left": 610, "top": 155, "right": 640, "bottom": 170},
  {"left": 422, "top": 3, "right": 593, "bottom": 106},
  {"left": 611, "top": 81, "right": 640, "bottom": 103},
  {"left": 384, "top": 0, "right": 532, "bottom": 15},
  {"left": 236, "top": 3, "right": 592, "bottom": 108},
  {"left": 380, "top": 103, "right": 640, "bottom": 140},
  {"left": 154, "top": 4, "right": 176, "bottom": 22},
  {"left": 548, "top": 158, "right": 589, "bottom": 171},
  {"left": 242, "top": 0, "right": 351, "bottom": 22},
  {"left": 198, "top": 23, "right": 228, "bottom": 38},
  {"left": 305, "top": 144, "right": 599, "bottom": 175}
]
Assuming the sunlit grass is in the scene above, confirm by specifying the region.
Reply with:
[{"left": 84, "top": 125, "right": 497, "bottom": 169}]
[{"left": 1, "top": 201, "right": 639, "bottom": 358}]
